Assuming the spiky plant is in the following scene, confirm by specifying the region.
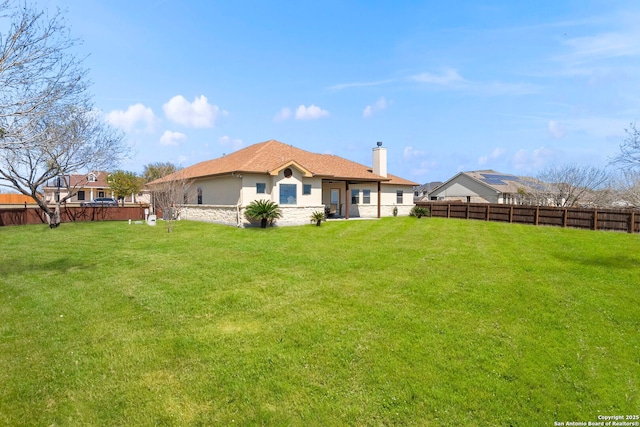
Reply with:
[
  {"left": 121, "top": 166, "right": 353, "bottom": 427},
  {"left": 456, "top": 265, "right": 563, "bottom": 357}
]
[
  {"left": 245, "top": 199, "right": 282, "bottom": 228},
  {"left": 310, "top": 210, "right": 326, "bottom": 226},
  {"left": 409, "top": 206, "right": 430, "bottom": 218}
]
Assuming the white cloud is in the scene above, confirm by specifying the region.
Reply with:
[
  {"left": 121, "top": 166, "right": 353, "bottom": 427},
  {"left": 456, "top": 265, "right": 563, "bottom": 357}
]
[
  {"left": 363, "top": 97, "right": 389, "bottom": 118},
  {"left": 548, "top": 120, "right": 566, "bottom": 139},
  {"left": 562, "top": 31, "right": 640, "bottom": 65},
  {"left": 274, "top": 107, "right": 292, "bottom": 122},
  {"left": 295, "top": 104, "right": 329, "bottom": 120},
  {"left": 163, "top": 95, "right": 225, "bottom": 128},
  {"left": 219, "top": 135, "right": 244, "bottom": 151},
  {"left": 513, "top": 147, "right": 555, "bottom": 172},
  {"left": 159, "top": 130, "right": 187, "bottom": 146},
  {"left": 478, "top": 147, "right": 506, "bottom": 165},
  {"left": 411, "top": 68, "right": 466, "bottom": 86},
  {"left": 403, "top": 146, "right": 425, "bottom": 159},
  {"left": 328, "top": 79, "right": 394, "bottom": 91},
  {"left": 106, "top": 103, "right": 157, "bottom": 133}
]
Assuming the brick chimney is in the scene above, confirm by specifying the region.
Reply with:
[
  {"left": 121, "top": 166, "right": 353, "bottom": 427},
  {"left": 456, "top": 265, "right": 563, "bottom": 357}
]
[{"left": 372, "top": 142, "right": 387, "bottom": 177}]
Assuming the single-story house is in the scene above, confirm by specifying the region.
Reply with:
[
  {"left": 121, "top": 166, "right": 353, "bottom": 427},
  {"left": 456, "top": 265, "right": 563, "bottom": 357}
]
[
  {"left": 42, "top": 171, "right": 150, "bottom": 205},
  {"left": 428, "top": 170, "right": 540, "bottom": 204},
  {"left": 148, "top": 139, "right": 418, "bottom": 227}
]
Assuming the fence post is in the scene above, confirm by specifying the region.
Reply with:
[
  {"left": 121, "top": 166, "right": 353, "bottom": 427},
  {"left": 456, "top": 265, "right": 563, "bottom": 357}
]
[
  {"left": 509, "top": 206, "right": 513, "bottom": 223},
  {"left": 593, "top": 210, "right": 598, "bottom": 231},
  {"left": 630, "top": 211, "right": 636, "bottom": 234},
  {"left": 535, "top": 206, "right": 539, "bottom": 226},
  {"left": 447, "top": 204, "right": 450, "bottom": 218},
  {"left": 486, "top": 205, "right": 490, "bottom": 221},
  {"left": 466, "top": 204, "right": 470, "bottom": 219},
  {"left": 563, "top": 209, "right": 568, "bottom": 228}
]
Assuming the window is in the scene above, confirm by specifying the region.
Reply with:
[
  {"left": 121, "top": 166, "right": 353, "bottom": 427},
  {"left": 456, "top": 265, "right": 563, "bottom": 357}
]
[
  {"left": 77, "top": 191, "right": 85, "bottom": 201},
  {"left": 197, "top": 187, "right": 203, "bottom": 205},
  {"left": 280, "top": 184, "right": 297, "bottom": 205},
  {"left": 351, "top": 189, "right": 359, "bottom": 204},
  {"left": 87, "top": 173, "right": 96, "bottom": 182},
  {"left": 284, "top": 168, "right": 293, "bottom": 178},
  {"left": 98, "top": 191, "right": 105, "bottom": 198},
  {"left": 363, "top": 189, "right": 370, "bottom": 204},
  {"left": 396, "top": 190, "right": 403, "bottom": 204},
  {"left": 256, "top": 183, "right": 266, "bottom": 194}
]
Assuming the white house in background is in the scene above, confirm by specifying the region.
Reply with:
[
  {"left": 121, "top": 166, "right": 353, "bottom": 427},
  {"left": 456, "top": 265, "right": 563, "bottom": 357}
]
[
  {"left": 42, "top": 171, "right": 151, "bottom": 205},
  {"left": 428, "top": 170, "right": 540, "bottom": 204},
  {"left": 148, "top": 139, "right": 418, "bottom": 227}
]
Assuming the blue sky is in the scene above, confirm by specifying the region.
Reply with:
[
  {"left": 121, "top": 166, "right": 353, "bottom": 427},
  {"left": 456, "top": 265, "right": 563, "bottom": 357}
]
[{"left": 47, "top": 0, "right": 640, "bottom": 183}]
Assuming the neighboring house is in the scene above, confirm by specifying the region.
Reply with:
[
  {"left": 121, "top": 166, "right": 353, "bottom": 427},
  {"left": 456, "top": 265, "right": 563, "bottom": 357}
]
[
  {"left": 428, "top": 170, "right": 541, "bottom": 204},
  {"left": 414, "top": 181, "right": 443, "bottom": 202},
  {"left": 148, "top": 139, "right": 418, "bottom": 227},
  {"left": 42, "top": 171, "right": 150, "bottom": 205}
]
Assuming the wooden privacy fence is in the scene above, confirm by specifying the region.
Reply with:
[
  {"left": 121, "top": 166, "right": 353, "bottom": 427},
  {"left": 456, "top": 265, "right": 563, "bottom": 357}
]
[
  {"left": 0, "top": 205, "right": 149, "bottom": 227},
  {"left": 415, "top": 202, "right": 640, "bottom": 234}
]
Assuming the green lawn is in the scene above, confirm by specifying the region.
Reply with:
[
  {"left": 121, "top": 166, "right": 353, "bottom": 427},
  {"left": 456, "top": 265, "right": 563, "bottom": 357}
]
[{"left": 0, "top": 218, "right": 638, "bottom": 426}]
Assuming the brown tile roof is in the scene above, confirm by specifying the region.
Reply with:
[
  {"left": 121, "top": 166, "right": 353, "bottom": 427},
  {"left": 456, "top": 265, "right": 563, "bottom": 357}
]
[
  {"left": 150, "top": 140, "right": 418, "bottom": 186},
  {"left": 43, "top": 171, "right": 111, "bottom": 189}
]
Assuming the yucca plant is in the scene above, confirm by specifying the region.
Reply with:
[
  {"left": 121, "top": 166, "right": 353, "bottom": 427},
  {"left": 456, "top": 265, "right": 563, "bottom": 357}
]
[
  {"left": 409, "top": 206, "right": 430, "bottom": 218},
  {"left": 310, "top": 210, "right": 326, "bottom": 226},
  {"left": 245, "top": 199, "right": 282, "bottom": 228}
]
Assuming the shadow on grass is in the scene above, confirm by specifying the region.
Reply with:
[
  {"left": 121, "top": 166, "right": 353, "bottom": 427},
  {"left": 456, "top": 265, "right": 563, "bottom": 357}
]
[
  {"left": 0, "top": 257, "right": 96, "bottom": 277},
  {"left": 553, "top": 252, "right": 640, "bottom": 270}
]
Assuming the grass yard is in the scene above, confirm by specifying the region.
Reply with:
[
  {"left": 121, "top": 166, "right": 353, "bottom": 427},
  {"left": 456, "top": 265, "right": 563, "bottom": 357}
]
[{"left": 0, "top": 217, "right": 638, "bottom": 426}]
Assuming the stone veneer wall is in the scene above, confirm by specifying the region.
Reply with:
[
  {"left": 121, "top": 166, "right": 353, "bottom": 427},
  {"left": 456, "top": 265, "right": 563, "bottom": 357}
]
[
  {"left": 176, "top": 204, "right": 326, "bottom": 227},
  {"left": 175, "top": 203, "right": 413, "bottom": 227}
]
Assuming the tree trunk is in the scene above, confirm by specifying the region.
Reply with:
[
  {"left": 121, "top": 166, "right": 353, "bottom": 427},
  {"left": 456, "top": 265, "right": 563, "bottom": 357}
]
[
  {"left": 316, "top": 220, "right": 322, "bottom": 226},
  {"left": 50, "top": 202, "right": 61, "bottom": 228},
  {"left": 261, "top": 218, "right": 267, "bottom": 228}
]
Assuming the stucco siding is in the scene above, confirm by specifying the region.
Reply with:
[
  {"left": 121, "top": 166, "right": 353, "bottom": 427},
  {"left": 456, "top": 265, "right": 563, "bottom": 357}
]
[{"left": 429, "top": 175, "right": 499, "bottom": 203}]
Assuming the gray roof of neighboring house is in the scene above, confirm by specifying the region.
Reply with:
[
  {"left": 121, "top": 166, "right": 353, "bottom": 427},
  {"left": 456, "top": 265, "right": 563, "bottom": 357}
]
[{"left": 430, "top": 170, "right": 542, "bottom": 195}]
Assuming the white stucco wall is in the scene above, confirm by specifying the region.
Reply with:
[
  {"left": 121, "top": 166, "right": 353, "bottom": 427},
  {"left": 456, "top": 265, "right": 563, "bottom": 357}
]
[{"left": 429, "top": 175, "right": 500, "bottom": 203}]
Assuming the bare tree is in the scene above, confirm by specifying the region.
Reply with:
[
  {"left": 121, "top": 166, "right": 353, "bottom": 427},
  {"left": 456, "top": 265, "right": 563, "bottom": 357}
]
[
  {"left": 536, "top": 164, "right": 610, "bottom": 208},
  {"left": 609, "top": 169, "right": 640, "bottom": 208},
  {"left": 0, "top": 2, "right": 87, "bottom": 147},
  {"left": 0, "top": 2, "right": 129, "bottom": 227},
  {"left": 147, "top": 170, "right": 193, "bottom": 233},
  {"left": 611, "top": 123, "right": 640, "bottom": 170},
  {"left": 0, "top": 105, "right": 128, "bottom": 227}
]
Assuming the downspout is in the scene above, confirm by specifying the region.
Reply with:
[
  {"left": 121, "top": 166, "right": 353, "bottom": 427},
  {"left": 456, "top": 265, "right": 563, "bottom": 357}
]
[
  {"left": 237, "top": 175, "right": 243, "bottom": 227},
  {"left": 377, "top": 181, "right": 381, "bottom": 218},
  {"left": 345, "top": 181, "right": 350, "bottom": 220}
]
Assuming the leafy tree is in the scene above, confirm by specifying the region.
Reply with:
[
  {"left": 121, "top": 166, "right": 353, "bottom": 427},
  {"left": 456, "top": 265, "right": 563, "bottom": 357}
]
[
  {"left": 0, "top": 2, "right": 128, "bottom": 227},
  {"left": 612, "top": 123, "right": 640, "bottom": 170},
  {"left": 143, "top": 162, "right": 180, "bottom": 183},
  {"left": 245, "top": 200, "right": 282, "bottom": 228},
  {"left": 107, "top": 170, "right": 144, "bottom": 205}
]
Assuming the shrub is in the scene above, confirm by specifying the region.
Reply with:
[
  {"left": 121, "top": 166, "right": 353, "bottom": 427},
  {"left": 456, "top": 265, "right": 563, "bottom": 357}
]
[
  {"left": 245, "top": 200, "right": 282, "bottom": 228},
  {"left": 409, "top": 206, "right": 430, "bottom": 218},
  {"left": 310, "top": 210, "right": 326, "bottom": 226}
]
